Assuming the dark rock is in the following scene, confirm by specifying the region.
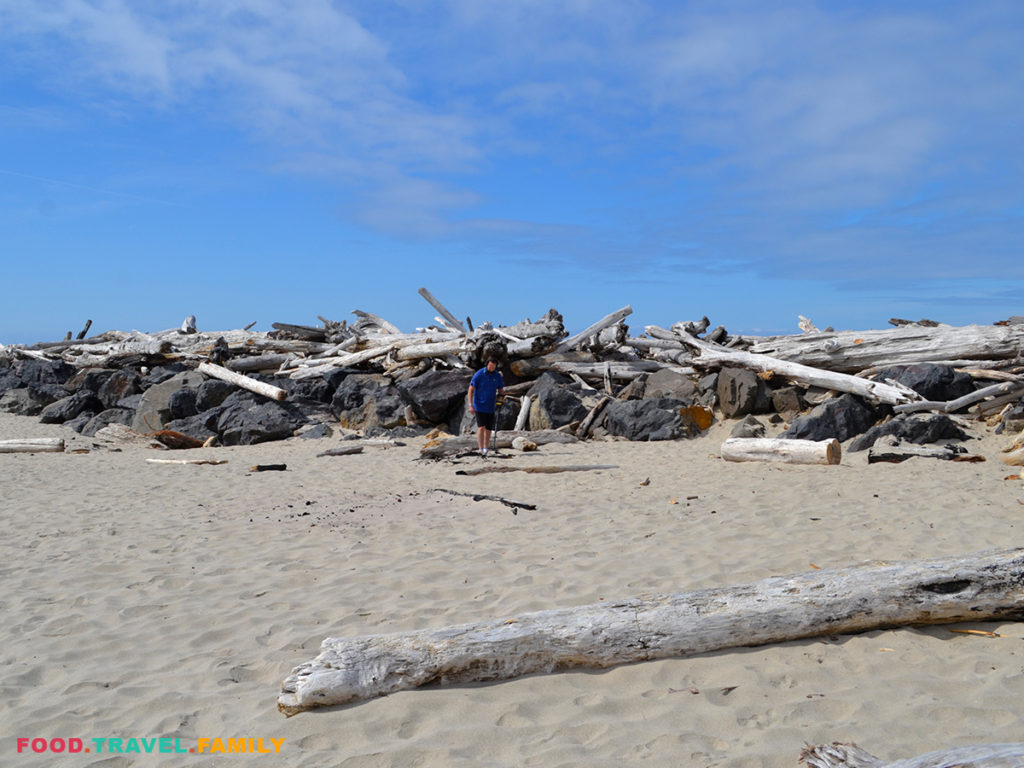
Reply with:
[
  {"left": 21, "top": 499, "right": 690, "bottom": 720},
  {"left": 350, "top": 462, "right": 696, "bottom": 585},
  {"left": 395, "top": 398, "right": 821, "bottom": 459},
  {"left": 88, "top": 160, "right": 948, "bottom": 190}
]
[
  {"left": 643, "top": 369, "right": 699, "bottom": 404},
  {"left": 39, "top": 392, "right": 104, "bottom": 424},
  {"left": 0, "top": 388, "right": 53, "bottom": 416},
  {"left": 716, "top": 368, "right": 770, "bottom": 418},
  {"left": 64, "top": 368, "right": 115, "bottom": 395},
  {"left": 706, "top": 326, "right": 728, "bottom": 344},
  {"left": 331, "top": 374, "right": 406, "bottom": 430},
  {"left": 195, "top": 380, "right": 236, "bottom": 412},
  {"left": 116, "top": 393, "right": 144, "bottom": 410},
  {"left": 298, "top": 423, "right": 334, "bottom": 440},
  {"left": 97, "top": 369, "right": 143, "bottom": 408},
  {"left": 63, "top": 412, "right": 97, "bottom": 434},
  {"left": 167, "top": 388, "right": 199, "bottom": 420},
  {"left": 132, "top": 371, "right": 206, "bottom": 433},
  {"left": 603, "top": 398, "right": 707, "bottom": 441},
  {"left": 139, "top": 364, "right": 188, "bottom": 389},
  {"left": 398, "top": 369, "right": 473, "bottom": 423},
  {"left": 731, "top": 415, "right": 766, "bottom": 438},
  {"left": 216, "top": 393, "right": 308, "bottom": 445},
  {"left": 81, "top": 408, "right": 135, "bottom": 437},
  {"left": 771, "top": 386, "right": 805, "bottom": 415},
  {"left": 9, "top": 359, "right": 75, "bottom": 390},
  {"left": 780, "top": 394, "right": 882, "bottom": 442},
  {"left": 528, "top": 372, "right": 589, "bottom": 430},
  {"left": 870, "top": 363, "right": 975, "bottom": 402},
  {"left": 165, "top": 410, "right": 222, "bottom": 443},
  {"left": 848, "top": 414, "right": 972, "bottom": 452},
  {"left": 279, "top": 376, "right": 338, "bottom": 404}
]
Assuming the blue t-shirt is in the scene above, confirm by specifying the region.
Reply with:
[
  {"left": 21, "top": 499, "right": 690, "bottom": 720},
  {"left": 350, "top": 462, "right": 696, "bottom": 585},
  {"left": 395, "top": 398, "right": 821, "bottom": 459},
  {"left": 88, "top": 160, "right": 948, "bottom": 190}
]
[{"left": 470, "top": 368, "right": 504, "bottom": 414}]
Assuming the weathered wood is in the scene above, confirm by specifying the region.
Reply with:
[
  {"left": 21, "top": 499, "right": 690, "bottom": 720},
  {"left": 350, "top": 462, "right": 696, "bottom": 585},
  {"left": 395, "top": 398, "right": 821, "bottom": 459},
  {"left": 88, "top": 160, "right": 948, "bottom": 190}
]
[
  {"left": 721, "top": 437, "right": 841, "bottom": 465},
  {"left": 513, "top": 356, "right": 665, "bottom": 381},
  {"left": 417, "top": 287, "right": 467, "bottom": 333},
  {"left": 198, "top": 362, "right": 287, "bottom": 401},
  {"left": 750, "top": 324, "right": 1024, "bottom": 373},
  {"left": 316, "top": 446, "right": 365, "bottom": 458},
  {"left": 894, "top": 380, "right": 1024, "bottom": 414},
  {"left": 867, "top": 436, "right": 974, "bottom": 464},
  {"left": 663, "top": 329, "right": 918, "bottom": 406},
  {"left": 394, "top": 338, "right": 468, "bottom": 362},
  {"left": 420, "top": 430, "right": 579, "bottom": 458},
  {"left": 227, "top": 353, "right": 295, "bottom": 373},
  {"left": 514, "top": 396, "right": 532, "bottom": 431},
  {"left": 576, "top": 395, "right": 612, "bottom": 439},
  {"left": 455, "top": 464, "right": 618, "bottom": 476},
  {"left": 278, "top": 548, "right": 1024, "bottom": 713},
  {"left": 428, "top": 487, "right": 537, "bottom": 511},
  {"left": 145, "top": 458, "right": 227, "bottom": 466},
  {"left": 554, "top": 305, "right": 632, "bottom": 353},
  {"left": 800, "top": 742, "right": 1024, "bottom": 768},
  {"left": 76, "top": 319, "right": 92, "bottom": 340},
  {"left": 0, "top": 438, "right": 65, "bottom": 453},
  {"left": 351, "top": 310, "right": 402, "bottom": 335}
]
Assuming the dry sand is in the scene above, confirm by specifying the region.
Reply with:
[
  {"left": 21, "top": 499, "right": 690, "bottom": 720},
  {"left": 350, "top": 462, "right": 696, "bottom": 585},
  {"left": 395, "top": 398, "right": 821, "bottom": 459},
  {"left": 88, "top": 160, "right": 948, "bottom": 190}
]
[{"left": 3, "top": 410, "right": 1024, "bottom": 766}]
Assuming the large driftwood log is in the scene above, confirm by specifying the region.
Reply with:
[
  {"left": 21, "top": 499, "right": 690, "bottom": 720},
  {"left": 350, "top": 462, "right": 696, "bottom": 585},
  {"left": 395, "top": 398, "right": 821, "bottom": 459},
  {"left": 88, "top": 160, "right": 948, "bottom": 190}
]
[
  {"left": 800, "top": 742, "right": 1024, "bottom": 768},
  {"left": 721, "top": 437, "right": 841, "bottom": 465},
  {"left": 662, "top": 329, "right": 919, "bottom": 406},
  {"left": 419, "top": 430, "right": 578, "bottom": 458},
  {"left": 894, "top": 380, "right": 1024, "bottom": 414},
  {"left": 417, "top": 287, "right": 467, "bottom": 333},
  {"left": 750, "top": 324, "right": 1024, "bottom": 373},
  {"left": 0, "top": 438, "right": 65, "bottom": 453},
  {"left": 198, "top": 362, "right": 287, "bottom": 401},
  {"left": 278, "top": 548, "right": 1024, "bottom": 714},
  {"left": 554, "top": 305, "right": 632, "bottom": 353}
]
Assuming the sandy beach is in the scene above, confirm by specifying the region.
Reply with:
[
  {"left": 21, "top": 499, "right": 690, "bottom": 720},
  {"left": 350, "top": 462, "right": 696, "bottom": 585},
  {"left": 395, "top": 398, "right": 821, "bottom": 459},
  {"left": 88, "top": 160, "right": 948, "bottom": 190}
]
[{"left": 3, "top": 410, "right": 1024, "bottom": 767}]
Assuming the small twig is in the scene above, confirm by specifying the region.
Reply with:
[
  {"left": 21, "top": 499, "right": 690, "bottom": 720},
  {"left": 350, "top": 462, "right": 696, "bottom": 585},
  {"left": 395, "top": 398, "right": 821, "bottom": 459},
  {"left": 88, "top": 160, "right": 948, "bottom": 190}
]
[{"left": 429, "top": 488, "right": 536, "bottom": 511}]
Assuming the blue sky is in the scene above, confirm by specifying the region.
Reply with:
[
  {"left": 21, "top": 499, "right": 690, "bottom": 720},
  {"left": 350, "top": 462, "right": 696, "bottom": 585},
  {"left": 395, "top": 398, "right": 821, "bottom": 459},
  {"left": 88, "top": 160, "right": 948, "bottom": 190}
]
[{"left": 2, "top": 0, "right": 1022, "bottom": 344}]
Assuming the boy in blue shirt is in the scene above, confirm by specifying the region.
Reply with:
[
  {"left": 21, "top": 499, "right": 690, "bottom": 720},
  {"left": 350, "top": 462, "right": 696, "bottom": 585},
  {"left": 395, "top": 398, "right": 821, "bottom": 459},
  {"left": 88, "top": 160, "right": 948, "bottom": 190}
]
[{"left": 467, "top": 358, "right": 505, "bottom": 455}]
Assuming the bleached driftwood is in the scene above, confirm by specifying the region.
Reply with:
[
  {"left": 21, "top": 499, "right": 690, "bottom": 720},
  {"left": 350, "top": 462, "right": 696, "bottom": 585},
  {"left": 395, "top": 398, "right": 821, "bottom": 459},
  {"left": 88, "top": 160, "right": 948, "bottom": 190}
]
[
  {"left": 661, "top": 329, "right": 919, "bottom": 406},
  {"left": 145, "top": 458, "right": 227, "bottom": 466},
  {"left": 750, "top": 324, "right": 1024, "bottom": 373},
  {"left": 576, "top": 395, "right": 612, "bottom": 439},
  {"left": 721, "top": 437, "right": 841, "bottom": 465},
  {"left": 800, "top": 742, "right": 1024, "bottom": 768},
  {"left": 278, "top": 547, "right": 1024, "bottom": 714},
  {"left": 417, "top": 287, "right": 467, "bottom": 333},
  {"left": 455, "top": 464, "right": 618, "bottom": 476},
  {"left": 198, "top": 362, "right": 287, "bottom": 401},
  {"left": 894, "top": 380, "right": 1024, "bottom": 414},
  {"left": 867, "top": 436, "right": 973, "bottom": 464},
  {"left": 554, "top": 305, "right": 632, "bottom": 353},
  {"left": 514, "top": 396, "right": 532, "bottom": 431},
  {"left": 0, "top": 438, "right": 65, "bottom": 453},
  {"left": 419, "top": 430, "right": 578, "bottom": 458}
]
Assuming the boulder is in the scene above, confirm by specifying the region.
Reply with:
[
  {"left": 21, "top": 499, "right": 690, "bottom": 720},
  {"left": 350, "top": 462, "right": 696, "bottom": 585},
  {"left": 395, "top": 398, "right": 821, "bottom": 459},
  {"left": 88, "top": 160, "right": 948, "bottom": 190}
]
[
  {"left": 64, "top": 368, "right": 115, "bottom": 395},
  {"left": 63, "top": 412, "right": 97, "bottom": 434},
  {"left": 848, "top": 414, "right": 972, "bottom": 452},
  {"left": 696, "top": 373, "right": 718, "bottom": 408},
  {"left": 615, "top": 374, "right": 647, "bottom": 401},
  {"left": 7, "top": 359, "right": 75, "bottom": 390},
  {"left": 770, "top": 386, "right": 804, "bottom": 415},
  {"left": 164, "top": 410, "right": 222, "bottom": 443},
  {"left": 195, "top": 379, "right": 235, "bottom": 412},
  {"left": 716, "top": 368, "right": 770, "bottom": 418},
  {"left": 139, "top": 364, "right": 188, "bottom": 389},
  {"left": 603, "top": 398, "right": 709, "bottom": 441},
  {"left": 39, "top": 392, "right": 104, "bottom": 424},
  {"left": 167, "top": 388, "right": 199, "bottom": 420},
  {"left": 0, "top": 387, "right": 53, "bottom": 416},
  {"left": 97, "top": 369, "right": 143, "bottom": 408},
  {"left": 780, "top": 394, "right": 882, "bottom": 442},
  {"left": 398, "top": 369, "right": 473, "bottom": 423},
  {"left": 216, "top": 392, "right": 308, "bottom": 446},
  {"left": 528, "top": 372, "right": 589, "bottom": 430},
  {"left": 279, "top": 376, "right": 339, "bottom": 404},
  {"left": 643, "top": 369, "right": 699, "bottom": 404},
  {"left": 331, "top": 374, "right": 407, "bottom": 430},
  {"left": 870, "top": 363, "right": 975, "bottom": 402},
  {"left": 131, "top": 370, "right": 206, "bottom": 433},
  {"left": 81, "top": 408, "right": 135, "bottom": 437},
  {"left": 730, "top": 415, "right": 766, "bottom": 439},
  {"left": 298, "top": 423, "right": 334, "bottom": 440}
]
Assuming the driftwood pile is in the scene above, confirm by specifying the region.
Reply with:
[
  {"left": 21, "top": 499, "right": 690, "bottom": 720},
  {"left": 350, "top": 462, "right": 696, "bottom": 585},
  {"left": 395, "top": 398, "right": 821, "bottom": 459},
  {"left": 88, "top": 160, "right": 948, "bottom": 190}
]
[{"left": 2, "top": 291, "right": 1024, "bottom": 452}]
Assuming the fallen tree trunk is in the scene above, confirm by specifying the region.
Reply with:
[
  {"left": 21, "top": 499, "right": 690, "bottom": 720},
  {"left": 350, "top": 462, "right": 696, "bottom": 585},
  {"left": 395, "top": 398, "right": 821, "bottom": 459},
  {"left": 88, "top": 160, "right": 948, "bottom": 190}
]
[
  {"left": 749, "top": 324, "right": 1024, "bottom": 373},
  {"left": 721, "top": 437, "right": 841, "bottom": 465},
  {"left": 198, "top": 362, "right": 287, "bottom": 401},
  {"left": 661, "top": 328, "right": 919, "bottom": 406},
  {"left": 800, "top": 742, "right": 1024, "bottom": 768},
  {"left": 894, "top": 380, "right": 1024, "bottom": 414},
  {"left": 419, "top": 430, "right": 578, "bottom": 458},
  {"left": 0, "top": 438, "right": 65, "bottom": 453},
  {"left": 279, "top": 548, "right": 1024, "bottom": 713},
  {"left": 554, "top": 305, "right": 632, "bottom": 353}
]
